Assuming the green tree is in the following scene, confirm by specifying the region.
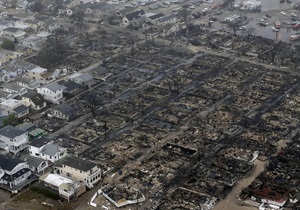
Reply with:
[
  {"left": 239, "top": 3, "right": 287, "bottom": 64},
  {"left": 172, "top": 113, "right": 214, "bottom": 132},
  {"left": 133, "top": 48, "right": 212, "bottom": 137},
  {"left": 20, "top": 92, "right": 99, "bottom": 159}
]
[
  {"left": 1, "top": 39, "right": 15, "bottom": 51},
  {"left": 3, "top": 114, "right": 19, "bottom": 126}
]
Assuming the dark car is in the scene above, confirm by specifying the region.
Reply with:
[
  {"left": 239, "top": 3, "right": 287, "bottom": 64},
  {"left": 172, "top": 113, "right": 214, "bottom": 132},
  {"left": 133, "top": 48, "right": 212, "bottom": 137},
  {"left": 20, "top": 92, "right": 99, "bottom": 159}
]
[{"left": 209, "top": 16, "right": 218, "bottom": 21}]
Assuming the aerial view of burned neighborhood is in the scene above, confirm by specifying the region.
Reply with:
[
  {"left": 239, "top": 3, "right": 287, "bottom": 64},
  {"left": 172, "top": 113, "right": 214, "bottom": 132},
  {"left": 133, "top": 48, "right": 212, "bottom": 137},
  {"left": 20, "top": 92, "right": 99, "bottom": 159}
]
[{"left": 0, "top": 0, "right": 300, "bottom": 209}]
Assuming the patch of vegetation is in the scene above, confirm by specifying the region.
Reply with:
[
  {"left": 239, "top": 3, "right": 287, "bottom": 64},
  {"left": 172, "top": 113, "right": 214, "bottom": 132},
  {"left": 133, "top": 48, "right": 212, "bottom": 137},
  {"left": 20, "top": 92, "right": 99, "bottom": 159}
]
[
  {"left": 31, "top": 186, "right": 60, "bottom": 200},
  {"left": 1, "top": 39, "right": 15, "bottom": 51},
  {"left": 3, "top": 114, "right": 20, "bottom": 126}
]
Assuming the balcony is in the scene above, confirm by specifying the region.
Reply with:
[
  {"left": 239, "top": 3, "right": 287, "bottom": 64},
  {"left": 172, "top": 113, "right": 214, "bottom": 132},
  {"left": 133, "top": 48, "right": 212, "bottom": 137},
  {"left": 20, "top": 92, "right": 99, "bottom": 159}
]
[{"left": 12, "top": 137, "right": 28, "bottom": 147}]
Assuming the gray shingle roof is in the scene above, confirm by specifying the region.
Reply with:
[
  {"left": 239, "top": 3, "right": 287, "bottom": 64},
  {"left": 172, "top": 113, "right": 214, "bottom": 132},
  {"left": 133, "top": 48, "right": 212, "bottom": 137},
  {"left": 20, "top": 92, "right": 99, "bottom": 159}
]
[
  {"left": 59, "top": 156, "right": 97, "bottom": 172},
  {"left": 44, "top": 83, "right": 62, "bottom": 92},
  {"left": 0, "top": 154, "right": 25, "bottom": 171},
  {"left": 53, "top": 104, "right": 75, "bottom": 116},
  {"left": 29, "top": 137, "right": 49, "bottom": 148},
  {"left": 18, "top": 154, "right": 46, "bottom": 168},
  {"left": 13, "top": 105, "right": 28, "bottom": 114},
  {"left": 40, "top": 144, "right": 64, "bottom": 156},
  {"left": 125, "top": 10, "right": 145, "bottom": 21},
  {"left": 0, "top": 125, "right": 26, "bottom": 139}
]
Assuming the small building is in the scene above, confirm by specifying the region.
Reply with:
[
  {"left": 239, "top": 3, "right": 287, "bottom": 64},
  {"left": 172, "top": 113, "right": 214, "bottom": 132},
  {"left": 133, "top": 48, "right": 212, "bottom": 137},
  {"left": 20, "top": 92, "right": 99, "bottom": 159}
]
[
  {"left": 22, "top": 91, "right": 46, "bottom": 110},
  {"left": 0, "top": 125, "right": 28, "bottom": 154},
  {"left": 147, "top": 13, "right": 165, "bottom": 25},
  {"left": 29, "top": 137, "right": 67, "bottom": 163},
  {"left": 54, "top": 156, "right": 101, "bottom": 188},
  {"left": 122, "top": 10, "right": 145, "bottom": 27},
  {"left": 18, "top": 154, "right": 49, "bottom": 173},
  {"left": 68, "top": 73, "right": 94, "bottom": 87},
  {"left": 0, "top": 99, "right": 29, "bottom": 118},
  {"left": 43, "top": 173, "right": 86, "bottom": 201},
  {"left": 0, "top": 99, "right": 28, "bottom": 117},
  {"left": 157, "top": 14, "right": 177, "bottom": 25},
  {"left": 58, "top": 80, "right": 81, "bottom": 94},
  {"left": 26, "top": 66, "right": 47, "bottom": 81},
  {"left": 37, "top": 83, "right": 63, "bottom": 104},
  {"left": 14, "top": 76, "right": 41, "bottom": 90},
  {"left": 50, "top": 104, "right": 76, "bottom": 121},
  {"left": 16, "top": 122, "right": 45, "bottom": 140},
  {"left": 1, "top": 27, "right": 26, "bottom": 40},
  {"left": 0, "top": 154, "right": 35, "bottom": 193},
  {"left": 1, "top": 82, "right": 27, "bottom": 96}
]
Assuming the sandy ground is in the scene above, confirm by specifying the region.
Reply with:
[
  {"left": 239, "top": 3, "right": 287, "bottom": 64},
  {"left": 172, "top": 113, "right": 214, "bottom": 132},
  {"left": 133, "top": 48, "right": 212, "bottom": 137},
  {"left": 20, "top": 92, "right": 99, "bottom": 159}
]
[{"left": 214, "top": 159, "right": 268, "bottom": 210}]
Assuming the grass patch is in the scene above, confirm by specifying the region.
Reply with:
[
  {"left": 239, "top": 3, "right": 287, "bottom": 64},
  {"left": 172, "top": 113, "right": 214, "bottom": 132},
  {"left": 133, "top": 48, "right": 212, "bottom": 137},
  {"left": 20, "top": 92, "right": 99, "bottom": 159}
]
[{"left": 31, "top": 186, "right": 60, "bottom": 200}]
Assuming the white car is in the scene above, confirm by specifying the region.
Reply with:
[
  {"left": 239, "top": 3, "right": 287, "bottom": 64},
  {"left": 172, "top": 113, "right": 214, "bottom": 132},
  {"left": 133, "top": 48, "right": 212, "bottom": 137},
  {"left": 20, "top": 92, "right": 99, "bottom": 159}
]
[
  {"left": 202, "top": 7, "right": 209, "bottom": 13},
  {"left": 280, "top": 11, "right": 286, "bottom": 15}
]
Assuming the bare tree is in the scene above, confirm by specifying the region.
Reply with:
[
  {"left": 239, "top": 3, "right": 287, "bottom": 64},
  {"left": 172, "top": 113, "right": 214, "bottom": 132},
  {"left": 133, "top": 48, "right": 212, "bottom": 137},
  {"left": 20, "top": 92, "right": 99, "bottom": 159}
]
[
  {"left": 85, "top": 92, "right": 101, "bottom": 117},
  {"left": 31, "top": 0, "right": 44, "bottom": 13},
  {"left": 224, "top": 20, "right": 244, "bottom": 36}
]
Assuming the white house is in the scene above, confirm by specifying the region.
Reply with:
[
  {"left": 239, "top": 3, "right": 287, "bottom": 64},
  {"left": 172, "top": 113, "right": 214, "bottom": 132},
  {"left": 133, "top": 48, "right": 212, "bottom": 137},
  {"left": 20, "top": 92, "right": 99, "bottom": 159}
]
[
  {"left": 29, "top": 137, "right": 67, "bottom": 163},
  {"left": 68, "top": 73, "right": 94, "bottom": 87},
  {"left": 43, "top": 173, "right": 86, "bottom": 201},
  {"left": 54, "top": 156, "right": 101, "bottom": 188},
  {"left": 0, "top": 99, "right": 29, "bottom": 118},
  {"left": 1, "top": 82, "right": 27, "bottom": 96},
  {"left": 0, "top": 125, "right": 28, "bottom": 154},
  {"left": 22, "top": 91, "right": 46, "bottom": 110},
  {"left": 0, "top": 154, "right": 34, "bottom": 193},
  {"left": 37, "top": 83, "right": 63, "bottom": 104},
  {"left": 18, "top": 154, "right": 49, "bottom": 173}
]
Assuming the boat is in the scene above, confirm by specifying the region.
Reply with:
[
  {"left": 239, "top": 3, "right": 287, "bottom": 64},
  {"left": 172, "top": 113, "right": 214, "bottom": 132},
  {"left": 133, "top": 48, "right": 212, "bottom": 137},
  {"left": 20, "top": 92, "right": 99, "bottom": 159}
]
[
  {"left": 272, "top": 27, "right": 280, "bottom": 32},
  {"left": 274, "top": 20, "right": 281, "bottom": 29}
]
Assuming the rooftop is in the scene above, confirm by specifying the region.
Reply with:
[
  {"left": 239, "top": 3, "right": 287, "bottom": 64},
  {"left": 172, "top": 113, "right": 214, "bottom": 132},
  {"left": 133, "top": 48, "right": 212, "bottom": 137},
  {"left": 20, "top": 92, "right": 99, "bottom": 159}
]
[
  {"left": 0, "top": 154, "right": 25, "bottom": 171},
  {"left": 59, "top": 156, "right": 97, "bottom": 172},
  {"left": 0, "top": 125, "right": 27, "bottom": 139}
]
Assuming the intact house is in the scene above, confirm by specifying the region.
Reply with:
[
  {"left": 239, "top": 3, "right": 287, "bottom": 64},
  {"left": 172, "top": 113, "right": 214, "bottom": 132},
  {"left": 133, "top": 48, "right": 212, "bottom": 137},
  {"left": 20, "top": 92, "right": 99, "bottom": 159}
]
[
  {"left": 58, "top": 80, "right": 81, "bottom": 94},
  {"left": 16, "top": 122, "right": 45, "bottom": 140},
  {"left": 49, "top": 104, "right": 76, "bottom": 121},
  {"left": 0, "top": 49, "right": 23, "bottom": 66},
  {"left": 18, "top": 154, "right": 49, "bottom": 173},
  {"left": 157, "top": 14, "right": 177, "bottom": 26},
  {"left": 29, "top": 137, "right": 67, "bottom": 163},
  {"left": 27, "top": 66, "right": 52, "bottom": 83},
  {"left": 10, "top": 59, "right": 36, "bottom": 72},
  {"left": 68, "top": 73, "right": 94, "bottom": 87},
  {"left": 0, "top": 99, "right": 29, "bottom": 118},
  {"left": 0, "top": 154, "right": 36, "bottom": 193},
  {"left": 43, "top": 173, "right": 86, "bottom": 201},
  {"left": 1, "top": 27, "right": 26, "bottom": 41},
  {"left": 37, "top": 83, "right": 63, "bottom": 104},
  {"left": 146, "top": 13, "right": 165, "bottom": 25},
  {"left": 22, "top": 91, "right": 46, "bottom": 110},
  {"left": 54, "top": 156, "right": 102, "bottom": 188},
  {"left": 122, "top": 10, "right": 145, "bottom": 27},
  {"left": 73, "top": 2, "right": 116, "bottom": 18},
  {"left": 14, "top": 76, "right": 41, "bottom": 91},
  {"left": 0, "top": 125, "right": 28, "bottom": 154},
  {"left": 1, "top": 82, "right": 27, "bottom": 97},
  {"left": 1, "top": 64, "right": 24, "bottom": 78}
]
